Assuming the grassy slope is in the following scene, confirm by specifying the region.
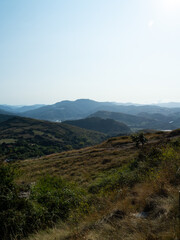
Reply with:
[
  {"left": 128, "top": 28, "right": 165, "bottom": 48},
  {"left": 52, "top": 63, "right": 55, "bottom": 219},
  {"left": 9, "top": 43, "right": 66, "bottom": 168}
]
[
  {"left": 0, "top": 116, "right": 106, "bottom": 161},
  {"left": 13, "top": 130, "right": 180, "bottom": 240},
  {"left": 15, "top": 131, "right": 168, "bottom": 185},
  {"left": 16, "top": 136, "right": 135, "bottom": 185}
]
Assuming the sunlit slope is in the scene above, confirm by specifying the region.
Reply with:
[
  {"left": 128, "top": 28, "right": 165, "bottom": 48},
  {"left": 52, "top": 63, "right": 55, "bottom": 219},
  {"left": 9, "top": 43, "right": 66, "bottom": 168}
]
[{"left": 15, "top": 130, "right": 174, "bottom": 186}]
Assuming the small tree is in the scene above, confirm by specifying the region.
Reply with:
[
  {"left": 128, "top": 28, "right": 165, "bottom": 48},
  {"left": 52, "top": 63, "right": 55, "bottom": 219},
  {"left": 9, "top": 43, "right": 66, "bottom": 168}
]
[
  {"left": 138, "top": 133, "right": 148, "bottom": 147},
  {"left": 131, "top": 133, "right": 148, "bottom": 148}
]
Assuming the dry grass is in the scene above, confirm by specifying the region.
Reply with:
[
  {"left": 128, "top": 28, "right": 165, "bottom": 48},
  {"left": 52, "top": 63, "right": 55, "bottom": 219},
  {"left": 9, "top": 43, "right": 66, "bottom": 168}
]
[
  {"left": 26, "top": 182, "right": 179, "bottom": 240},
  {"left": 20, "top": 131, "right": 180, "bottom": 240},
  {"left": 15, "top": 138, "right": 137, "bottom": 186},
  {"left": 16, "top": 132, "right": 169, "bottom": 186}
]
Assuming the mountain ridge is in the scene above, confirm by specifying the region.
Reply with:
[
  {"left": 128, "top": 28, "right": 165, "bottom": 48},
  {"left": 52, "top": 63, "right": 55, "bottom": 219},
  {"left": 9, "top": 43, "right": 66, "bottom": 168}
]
[
  {"left": 19, "top": 99, "right": 180, "bottom": 122},
  {"left": 1, "top": 99, "right": 180, "bottom": 131}
]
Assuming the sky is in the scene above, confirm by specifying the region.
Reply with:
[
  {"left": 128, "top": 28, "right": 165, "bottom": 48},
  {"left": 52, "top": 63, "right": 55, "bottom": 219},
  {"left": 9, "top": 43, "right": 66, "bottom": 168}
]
[{"left": 0, "top": 0, "right": 180, "bottom": 105}]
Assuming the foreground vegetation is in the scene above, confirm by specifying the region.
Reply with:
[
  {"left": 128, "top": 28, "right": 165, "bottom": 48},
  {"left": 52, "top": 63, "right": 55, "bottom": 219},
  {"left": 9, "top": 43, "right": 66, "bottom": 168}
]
[
  {"left": 0, "top": 166, "right": 88, "bottom": 240},
  {"left": 1, "top": 130, "right": 180, "bottom": 239}
]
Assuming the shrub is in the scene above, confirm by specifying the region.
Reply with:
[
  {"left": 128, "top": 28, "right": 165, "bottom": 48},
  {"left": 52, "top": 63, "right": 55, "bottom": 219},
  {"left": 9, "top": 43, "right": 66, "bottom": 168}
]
[
  {"left": 30, "top": 175, "right": 86, "bottom": 222},
  {"left": 0, "top": 164, "right": 30, "bottom": 239},
  {"left": 131, "top": 133, "right": 148, "bottom": 148},
  {"left": 0, "top": 165, "right": 88, "bottom": 240}
]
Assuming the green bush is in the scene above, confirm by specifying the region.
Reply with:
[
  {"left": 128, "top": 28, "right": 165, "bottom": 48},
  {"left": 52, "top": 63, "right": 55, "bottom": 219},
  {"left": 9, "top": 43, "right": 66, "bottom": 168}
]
[
  {"left": 88, "top": 167, "right": 141, "bottom": 194},
  {"left": 0, "top": 165, "right": 88, "bottom": 240},
  {"left": 0, "top": 164, "right": 31, "bottom": 239},
  {"left": 131, "top": 133, "right": 148, "bottom": 148},
  {"left": 30, "top": 175, "right": 86, "bottom": 222}
]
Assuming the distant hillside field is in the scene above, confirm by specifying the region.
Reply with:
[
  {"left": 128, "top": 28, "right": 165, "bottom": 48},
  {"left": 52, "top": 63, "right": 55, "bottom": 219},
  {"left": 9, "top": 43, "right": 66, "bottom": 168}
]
[{"left": 0, "top": 116, "right": 106, "bottom": 161}]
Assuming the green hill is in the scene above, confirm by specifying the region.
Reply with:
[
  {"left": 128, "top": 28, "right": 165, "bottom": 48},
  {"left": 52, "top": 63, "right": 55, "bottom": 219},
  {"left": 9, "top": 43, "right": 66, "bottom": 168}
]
[
  {"left": 64, "top": 117, "right": 131, "bottom": 136},
  {"left": 0, "top": 116, "right": 106, "bottom": 161}
]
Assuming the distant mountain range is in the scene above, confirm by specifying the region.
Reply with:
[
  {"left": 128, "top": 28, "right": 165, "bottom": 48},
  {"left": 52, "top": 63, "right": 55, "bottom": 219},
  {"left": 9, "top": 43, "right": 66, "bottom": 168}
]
[
  {"left": 1, "top": 99, "right": 180, "bottom": 131},
  {"left": 155, "top": 102, "right": 180, "bottom": 108}
]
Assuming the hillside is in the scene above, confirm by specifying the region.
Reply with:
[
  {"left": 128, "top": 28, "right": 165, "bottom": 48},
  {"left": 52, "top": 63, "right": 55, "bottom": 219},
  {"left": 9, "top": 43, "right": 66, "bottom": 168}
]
[
  {"left": 15, "top": 130, "right": 176, "bottom": 186},
  {"left": 89, "top": 110, "right": 177, "bottom": 130},
  {"left": 0, "top": 116, "right": 106, "bottom": 161},
  {"left": 64, "top": 117, "right": 131, "bottom": 136},
  {"left": 8, "top": 130, "right": 180, "bottom": 240}
]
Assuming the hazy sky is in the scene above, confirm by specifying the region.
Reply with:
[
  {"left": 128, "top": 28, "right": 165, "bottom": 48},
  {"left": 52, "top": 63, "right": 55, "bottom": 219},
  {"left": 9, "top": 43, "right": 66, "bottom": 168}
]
[{"left": 0, "top": 0, "right": 180, "bottom": 105}]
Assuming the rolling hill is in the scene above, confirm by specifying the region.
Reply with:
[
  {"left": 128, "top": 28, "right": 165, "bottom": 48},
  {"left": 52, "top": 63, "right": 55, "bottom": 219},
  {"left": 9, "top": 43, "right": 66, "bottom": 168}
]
[
  {"left": 64, "top": 117, "right": 131, "bottom": 136},
  {"left": 0, "top": 116, "right": 106, "bottom": 161}
]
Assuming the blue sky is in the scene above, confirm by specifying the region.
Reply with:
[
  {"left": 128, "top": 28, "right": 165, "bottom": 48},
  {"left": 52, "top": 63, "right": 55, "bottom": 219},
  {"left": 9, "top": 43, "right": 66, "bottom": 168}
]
[{"left": 0, "top": 0, "right": 180, "bottom": 105}]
